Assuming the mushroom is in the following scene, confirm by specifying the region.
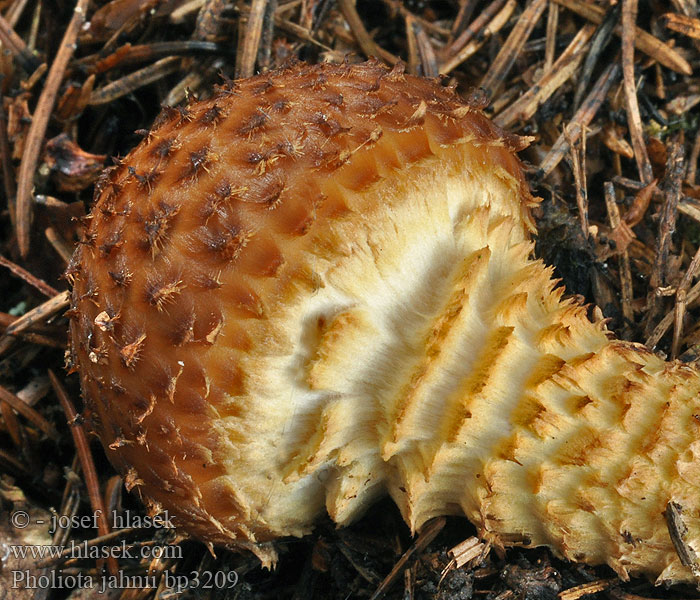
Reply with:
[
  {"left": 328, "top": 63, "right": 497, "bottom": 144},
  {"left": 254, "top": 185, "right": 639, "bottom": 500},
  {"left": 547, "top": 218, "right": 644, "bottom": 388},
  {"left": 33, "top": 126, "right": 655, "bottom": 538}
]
[{"left": 67, "top": 60, "right": 700, "bottom": 584}]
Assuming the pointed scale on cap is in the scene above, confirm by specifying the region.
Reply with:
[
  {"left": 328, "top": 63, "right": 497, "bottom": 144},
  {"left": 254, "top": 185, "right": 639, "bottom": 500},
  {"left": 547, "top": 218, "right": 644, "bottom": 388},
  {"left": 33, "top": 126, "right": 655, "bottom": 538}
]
[{"left": 67, "top": 60, "right": 700, "bottom": 584}]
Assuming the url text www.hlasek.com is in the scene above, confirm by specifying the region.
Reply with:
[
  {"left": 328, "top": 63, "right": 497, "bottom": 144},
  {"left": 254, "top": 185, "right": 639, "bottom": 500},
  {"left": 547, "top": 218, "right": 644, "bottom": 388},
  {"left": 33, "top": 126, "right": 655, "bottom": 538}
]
[{"left": 5, "top": 538, "right": 182, "bottom": 561}]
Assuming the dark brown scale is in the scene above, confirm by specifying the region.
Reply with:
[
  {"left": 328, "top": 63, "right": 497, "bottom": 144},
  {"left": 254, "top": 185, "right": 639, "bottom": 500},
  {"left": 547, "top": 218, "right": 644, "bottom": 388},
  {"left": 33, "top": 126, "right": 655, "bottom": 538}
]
[
  {"left": 268, "top": 99, "right": 290, "bottom": 113},
  {"left": 212, "top": 78, "right": 238, "bottom": 98},
  {"left": 312, "top": 113, "right": 349, "bottom": 138},
  {"left": 302, "top": 72, "right": 328, "bottom": 91},
  {"left": 144, "top": 275, "right": 185, "bottom": 311},
  {"left": 239, "top": 109, "right": 269, "bottom": 136},
  {"left": 98, "top": 227, "right": 125, "bottom": 257},
  {"left": 143, "top": 202, "right": 180, "bottom": 255},
  {"left": 118, "top": 331, "right": 146, "bottom": 369},
  {"left": 181, "top": 146, "right": 215, "bottom": 183},
  {"left": 324, "top": 92, "right": 343, "bottom": 107},
  {"left": 80, "top": 230, "right": 98, "bottom": 248},
  {"left": 190, "top": 223, "right": 251, "bottom": 261},
  {"left": 108, "top": 265, "right": 132, "bottom": 288},
  {"left": 151, "top": 138, "right": 178, "bottom": 160},
  {"left": 252, "top": 80, "right": 275, "bottom": 95},
  {"left": 200, "top": 104, "right": 224, "bottom": 126},
  {"left": 176, "top": 106, "right": 194, "bottom": 124},
  {"left": 151, "top": 107, "right": 179, "bottom": 131}
]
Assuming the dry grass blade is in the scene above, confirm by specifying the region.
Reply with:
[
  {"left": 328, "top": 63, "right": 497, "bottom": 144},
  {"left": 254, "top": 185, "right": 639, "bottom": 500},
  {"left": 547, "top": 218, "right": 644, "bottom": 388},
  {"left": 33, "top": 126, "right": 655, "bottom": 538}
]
[
  {"left": 369, "top": 518, "right": 446, "bottom": 600},
  {"left": 539, "top": 61, "right": 620, "bottom": 177},
  {"left": 552, "top": 0, "right": 692, "bottom": 75},
  {"left": 645, "top": 138, "right": 684, "bottom": 337},
  {"left": 443, "top": 0, "right": 508, "bottom": 60},
  {"left": 543, "top": 1, "right": 558, "bottom": 72},
  {"left": 622, "top": 0, "right": 653, "bottom": 184},
  {"left": 236, "top": 0, "right": 268, "bottom": 78},
  {"left": 89, "top": 56, "right": 182, "bottom": 105},
  {"left": 3, "top": 290, "right": 69, "bottom": 337},
  {"left": 0, "top": 254, "right": 59, "bottom": 297},
  {"left": 558, "top": 579, "right": 617, "bottom": 600},
  {"left": 664, "top": 502, "right": 700, "bottom": 581},
  {"left": 672, "top": 245, "right": 700, "bottom": 358},
  {"left": 662, "top": 12, "right": 700, "bottom": 41},
  {"left": 0, "top": 384, "right": 58, "bottom": 440},
  {"left": 440, "top": 0, "right": 517, "bottom": 74},
  {"left": 16, "top": 0, "right": 89, "bottom": 258},
  {"left": 604, "top": 182, "right": 634, "bottom": 325},
  {"left": 49, "top": 369, "right": 118, "bottom": 575},
  {"left": 339, "top": 0, "right": 399, "bottom": 64},
  {"left": 0, "top": 12, "right": 40, "bottom": 73},
  {"left": 479, "top": 0, "right": 547, "bottom": 101},
  {"left": 495, "top": 23, "right": 595, "bottom": 127}
]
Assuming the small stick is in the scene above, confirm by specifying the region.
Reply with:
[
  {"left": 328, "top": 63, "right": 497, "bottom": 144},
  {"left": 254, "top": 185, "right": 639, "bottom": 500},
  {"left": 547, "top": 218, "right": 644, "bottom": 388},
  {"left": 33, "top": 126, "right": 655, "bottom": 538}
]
[
  {"left": 236, "top": 0, "right": 267, "bottom": 78},
  {"left": 604, "top": 181, "right": 634, "bottom": 325},
  {"left": 0, "top": 383, "right": 58, "bottom": 440},
  {"left": 687, "top": 128, "right": 700, "bottom": 185},
  {"left": 0, "top": 12, "right": 40, "bottom": 73},
  {"left": 558, "top": 579, "right": 617, "bottom": 600},
  {"left": 338, "top": 0, "right": 399, "bottom": 65},
  {"left": 0, "top": 99, "right": 16, "bottom": 227},
  {"left": 4, "top": 290, "right": 70, "bottom": 337},
  {"left": 479, "top": 0, "right": 547, "bottom": 101},
  {"left": 16, "top": 0, "right": 89, "bottom": 257},
  {"left": 44, "top": 227, "right": 73, "bottom": 264},
  {"left": 0, "top": 254, "right": 59, "bottom": 297},
  {"left": 552, "top": 0, "right": 692, "bottom": 74},
  {"left": 621, "top": 0, "right": 653, "bottom": 184},
  {"left": 257, "top": 0, "right": 277, "bottom": 70},
  {"left": 665, "top": 502, "right": 700, "bottom": 580},
  {"left": 369, "top": 518, "right": 446, "bottom": 600},
  {"left": 406, "top": 15, "right": 420, "bottom": 75},
  {"left": 645, "top": 138, "right": 684, "bottom": 338},
  {"left": 672, "top": 244, "right": 700, "bottom": 358},
  {"left": 539, "top": 61, "right": 620, "bottom": 177},
  {"left": 646, "top": 276, "right": 700, "bottom": 349},
  {"left": 569, "top": 134, "right": 589, "bottom": 238},
  {"left": 443, "top": 0, "right": 507, "bottom": 60},
  {"left": 449, "top": 0, "right": 480, "bottom": 44},
  {"left": 440, "top": 0, "right": 516, "bottom": 75},
  {"left": 543, "top": 1, "right": 558, "bottom": 73},
  {"left": 495, "top": 23, "right": 594, "bottom": 127},
  {"left": 661, "top": 12, "right": 700, "bottom": 41},
  {"left": 89, "top": 56, "right": 182, "bottom": 106},
  {"left": 412, "top": 20, "right": 439, "bottom": 77},
  {"left": 49, "top": 369, "right": 118, "bottom": 576},
  {"left": 573, "top": 3, "right": 619, "bottom": 109}
]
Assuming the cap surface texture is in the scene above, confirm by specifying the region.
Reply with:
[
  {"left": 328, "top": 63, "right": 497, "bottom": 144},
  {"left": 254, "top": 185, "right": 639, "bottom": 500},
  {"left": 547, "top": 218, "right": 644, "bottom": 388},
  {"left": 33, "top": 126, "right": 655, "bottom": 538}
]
[{"left": 68, "top": 61, "right": 700, "bottom": 583}]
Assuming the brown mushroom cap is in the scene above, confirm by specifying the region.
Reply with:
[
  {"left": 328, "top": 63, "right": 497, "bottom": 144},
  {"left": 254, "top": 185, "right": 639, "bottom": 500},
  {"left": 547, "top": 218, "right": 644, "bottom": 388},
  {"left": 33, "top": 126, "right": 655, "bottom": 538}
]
[{"left": 68, "top": 61, "right": 700, "bottom": 583}]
